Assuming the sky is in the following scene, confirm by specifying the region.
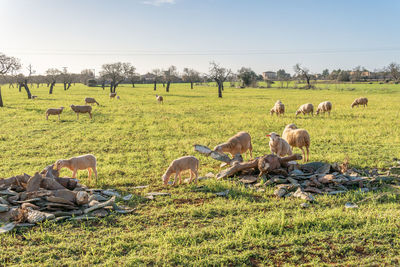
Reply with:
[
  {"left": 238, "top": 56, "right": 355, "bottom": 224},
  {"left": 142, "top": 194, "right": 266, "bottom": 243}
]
[{"left": 1, "top": 0, "right": 400, "bottom": 75}]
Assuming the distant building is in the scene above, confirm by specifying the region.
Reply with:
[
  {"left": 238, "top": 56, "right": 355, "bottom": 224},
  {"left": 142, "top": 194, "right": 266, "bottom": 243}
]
[{"left": 262, "top": 71, "right": 277, "bottom": 80}]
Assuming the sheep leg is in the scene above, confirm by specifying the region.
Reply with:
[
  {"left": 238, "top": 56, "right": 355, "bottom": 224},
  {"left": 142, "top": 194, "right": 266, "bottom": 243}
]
[
  {"left": 172, "top": 173, "right": 178, "bottom": 186},
  {"left": 88, "top": 168, "right": 92, "bottom": 183},
  {"left": 178, "top": 172, "right": 183, "bottom": 185},
  {"left": 89, "top": 112, "right": 92, "bottom": 119},
  {"left": 71, "top": 169, "right": 77, "bottom": 178},
  {"left": 58, "top": 114, "right": 60, "bottom": 121},
  {"left": 194, "top": 170, "right": 198, "bottom": 184},
  {"left": 189, "top": 171, "right": 193, "bottom": 184},
  {"left": 76, "top": 113, "right": 79, "bottom": 120},
  {"left": 300, "top": 147, "right": 306, "bottom": 163},
  {"left": 46, "top": 114, "right": 48, "bottom": 120},
  {"left": 306, "top": 146, "right": 310, "bottom": 162}
]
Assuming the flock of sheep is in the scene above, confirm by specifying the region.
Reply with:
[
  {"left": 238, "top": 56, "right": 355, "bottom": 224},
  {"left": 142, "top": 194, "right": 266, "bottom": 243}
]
[
  {"left": 45, "top": 92, "right": 368, "bottom": 187},
  {"left": 270, "top": 97, "right": 368, "bottom": 117},
  {"left": 162, "top": 96, "right": 369, "bottom": 186}
]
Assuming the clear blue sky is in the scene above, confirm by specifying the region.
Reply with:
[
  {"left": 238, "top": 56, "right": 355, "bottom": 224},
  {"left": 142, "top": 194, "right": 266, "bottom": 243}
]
[{"left": 1, "top": 0, "right": 399, "bottom": 75}]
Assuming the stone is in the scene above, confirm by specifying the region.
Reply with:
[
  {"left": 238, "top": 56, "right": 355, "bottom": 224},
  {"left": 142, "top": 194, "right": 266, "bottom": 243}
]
[
  {"left": 132, "top": 185, "right": 149, "bottom": 190},
  {"left": 0, "top": 197, "right": 9, "bottom": 205},
  {"left": 215, "top": 190, "right": 229, "bottom": 197},
  {"left": 0, "top": 189, "right": 18, "bottom": 196},
  {"left": 54, "top": 216, "right": 71, "bottom": 222},
  {"left": 274, "top": 188, "right": 287, "bottom": 198},
  {"left": 46, "top": 196, "right": 75, "bottom": 206},
  {"left": 0, "top": 204, "right": 9, "bottom": 213},
  {"left": 21, "top": 203, "right": 40, "bottom": 210},
  {"left": 69, "top": 215, "right": 97, "bottom": 221},
  {"left": 293, "top": 188, "right": 315, "bottom": 202},
  {"left": 27, "top": 210, "right": 47, "bottom": 224},
  {"left": 304, "top": 187, "right": 323, "bottom": 194},
  {"left": 122, "top": 194, "right": 133, "bottom": 201},
  {"left": 287, "top": 177, "right": 300, "bottom": 187},
  {"left": 345, "top": 202, "right": 358, "bottom": 209},
  {"left": 145, "top": 192, "right": 171, "bottom": 199},
  {"left": 327, "top": 190, "right": 347, "bottom": 195},
  {"left": 240, "top": 175, "right": 258, "bottom": 184},
  {"left": 316, "top": 163, "right": 331, "bottom": 174},
  {"left": 102, "top": 190, "right": 122, "bottom": 198},
  {"left": 89, "top": 194, "right": 108, "bottom": 202},
  {"left": 16, "top": 223, "right": 35, "bottom": 228},
  {"left": 84, "top": 196, "right": 116, "bottom": 214},
  {"left": 53, "top": 210, "right": 83, "bottom": 217},
  {"left": 26, "top": 173, "right": 42, "bottom": 192},
  {"left": 272, "top": 178, "right": 288, "bottom": 184},
  {"left": 0, "top": 223, "right": 15, "bottom": 234},
  {"left": 89, "top": 200, "right": 100, "bottom": 207},
  {"left": 290, "top": 169, "right": 305, "bottom": 176},
  {"left": 318, "top": 174, "right": 336, "bottom": 184},
  {"left": 76, "top": 191, "right": 89, "bottom": 205},
  {"left": 91, "top": 208, "right": 108, "bottom": 218}
]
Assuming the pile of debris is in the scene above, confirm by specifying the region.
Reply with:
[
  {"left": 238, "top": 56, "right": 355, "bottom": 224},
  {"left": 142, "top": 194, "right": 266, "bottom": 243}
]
[
  {"left": 195, "top": 145, "right": 400, "bottom": 202},
  {"left": 0, "top": 165, "right": 134, "bottom": 234}
]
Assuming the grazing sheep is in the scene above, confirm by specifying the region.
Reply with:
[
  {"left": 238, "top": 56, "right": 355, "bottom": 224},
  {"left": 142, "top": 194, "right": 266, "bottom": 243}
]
[
  {"left": 45, "top": 107, "right": 64, "bottom": 121},
  {"left": 54, "top": 154, "right": 97, "bottom": 183},
  {"left": 156, "top": 94, "right": 163, "bottom": 104},
  {"left": 296, "top": 103, "right": 314, "bottom": 116},
  {"left": 162, "top": 156, "right": 199, "bottom": 186},
  {"left": 70, "top": 105, "right": 92, "bottom": 120},
  {"left": 316, "top": 101, "right": 332, "bottom": 115},
  {"left": 214, "top": 131, "right": 253, "bottom": 159},
  {"left": 270, "top": 100, "right": 285, "bottom": 116},
  {"left": 84, "top": 97, "right": 100, "bottom": 106},
  {"left": 266, "top": 132, "right": 292, "bottom": 157},
  {"left": 351, "top": 97, "right": 368, "bottom": 108},
  {"left": 110, "top": 92, "right": 117, "bottom": 99},
  {"left": 282, "top": 124, "right": 310, "bottom": 162}
]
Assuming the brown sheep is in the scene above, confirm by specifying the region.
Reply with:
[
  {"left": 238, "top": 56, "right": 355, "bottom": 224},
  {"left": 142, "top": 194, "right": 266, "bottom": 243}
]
[
  {"left": 85, "top": 97, "right": 100, "bottom": 106},
  {"left": 45, "top": 107, "right": 64, "bottom": 121},
  {"left": 270, "top": 100, "right": 285, "bottom": 116},
  {"left": 295, "top": 103, "right": 314, "bottom": 116},
  {"left": 156, "top": 94, "right": 163, "bottom": 104},
  {"left": 70, "top": 105, "right": 92, "bottom": 120},
  {"left": 351, "top": 97, "right": 368, "bottom": 108},
  {"left": 162, "top": 156, "right": 199, "bottom": 186},
  {"left": 110, "top": 92, "right": 117, "bottom": 99},
  {"left": 54, "top": 154, "right": 97, "bottom": 183},
  {"left": 316, "top": 101, "right": 332, "bottom": 115},
  {"left": 266, "top": 132, "right": 292, "bottom": 157},
  {"left": 214, "top": 131, "right": 253, "bottom": 159},
  {"left": 282, "top": 124, "right": 310, "bottom": 162}
]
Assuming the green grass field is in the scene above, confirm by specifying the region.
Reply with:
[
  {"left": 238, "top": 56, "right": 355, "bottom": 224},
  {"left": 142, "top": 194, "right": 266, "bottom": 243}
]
[{"left": 1, "top": 82, "right": 400, "bottom": 266}]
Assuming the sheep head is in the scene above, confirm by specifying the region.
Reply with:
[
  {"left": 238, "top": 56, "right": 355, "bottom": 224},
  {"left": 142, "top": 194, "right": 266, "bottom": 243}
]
[
  {"left": 53, "top": 160, "right": 67, "bottom": 170},
  {"left": 285, "top": 124, "right": 297, "bottom": 130},
  {"left": 266, "top": 132, "right": 280, "bottom": 142},
  {"left": 295, "top": 110, "right": 301, "bottom": 116}
]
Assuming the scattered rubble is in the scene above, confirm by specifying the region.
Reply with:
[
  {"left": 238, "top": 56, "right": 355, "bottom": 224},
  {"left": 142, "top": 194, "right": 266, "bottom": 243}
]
[{"left": 0, "top": 165, "right": 136, "bottom": 232}]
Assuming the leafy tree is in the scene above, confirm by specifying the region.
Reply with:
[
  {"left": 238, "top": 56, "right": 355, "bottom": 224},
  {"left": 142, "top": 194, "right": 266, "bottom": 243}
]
[{"left": 237, "top": 67, "right": 258, "bottom": 87}]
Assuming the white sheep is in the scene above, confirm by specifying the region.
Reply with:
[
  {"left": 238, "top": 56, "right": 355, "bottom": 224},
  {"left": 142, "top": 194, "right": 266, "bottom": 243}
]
[
  {"left": 351, "top": 97, "right": 368, "bottom": 108},
  {"left": 85, "top": 97, "right": 100, "bottom": 106},
  {"left": 316, "top": 101, "right": 332, "bottom": 115},
  {"left": 270, "top": 100, "right": 285, "bottom": 116},
  {"left": 282, "top": 124, "right": 310, "bottom": 162},
  {"left": 156, "top": 94, "right": 163, "bottom": 104},
  {"left": 214, "top": 131, "right": 253, "bottom": 159},
  {"left": 45, "top": 107, "right": 64, "bottom": 121},
  {"left": 70, "top": 105, "right": 92, "bottom": 120},
  {"left": 54, "top": 154, "right": 98, "bottom": 183},
  {"left": 162, "top": 156, "right": 199, "bottom": 186},
  {"left": 295, "top": 103, "right": 314, "bottom": 116},
  {"left": 266, "top": 132, "right": 292, "bottom": 157}
]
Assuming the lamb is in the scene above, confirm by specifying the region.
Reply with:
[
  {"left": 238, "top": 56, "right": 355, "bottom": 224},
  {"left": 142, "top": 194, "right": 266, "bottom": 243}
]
[
  {"left": 214, "top": 131, "right": 253, "bottom": 159},
  {"left": 316, "top": 101, "right": 332, "bottom": 115},
  {"left": 266, "top": 132, "right": 292, "bottom": 157},
  {"left": 156, "top": 94, "right": 163, "bottom": 104},
  {"left": 270, "top": 100, "right": 285, "bottom": 116},
  {"left": 84, "top": 97, "right": 100, "bottom": 106},
  {"left": 162, "top": 156, "right": 199, "bottom": 186},
  {"left": 54, "top": 154, "right": 97, "bottom": 183},
  {"left": 351, "top": 97, "right": 368, "bottom": 108},
  {"left": 110, "top": 92, "right": 117, "bottom": 99},
  {"left": 45, "top": 107, "right": 64, "bottom": 121},
  {"left": 282, "top": 124, "right": 310, "bottom": 162},
  {"left": 295, "top": 103, "right": 314, "bottom": 116},
  {"left": 70, "top": 105, "right": 92, "bottom": 120}
]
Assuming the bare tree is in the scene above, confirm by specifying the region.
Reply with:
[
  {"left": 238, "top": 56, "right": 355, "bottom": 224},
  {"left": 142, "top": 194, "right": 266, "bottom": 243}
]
[
  {"left": 163, "top": 65, "right": 178, "bottom": 92},
  {"left": 0, "top": 53, "right": 21, "bottom": 106},
  {"left": 60, "top": 67, "right": 73, "bottom": 90},
  {"left": 45, "top": 68, "right": 61, "bottom": 94},
  {"left": 19, "top": 64, "right": 34, "bottom": 99},
  {"left": 182, "top": 68, "right": 200, "bottom": 89},
  {"left": 209, "top": 62, "right": 231, "bottom": 98},
  {"left": 293, "top": 63, "right": 312, "bottom": 89},
  {"left": 100, "top": 62, "right": 127, "bottom": 93},
  {"left": 386, "top": 62, "right": 400, "bottom": 82},
  {"left": 152, "top": 69, "right": 162, "bottom": 91},
  {"left": 124, "top": 64, "right": 139, "bottom": 88}
]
